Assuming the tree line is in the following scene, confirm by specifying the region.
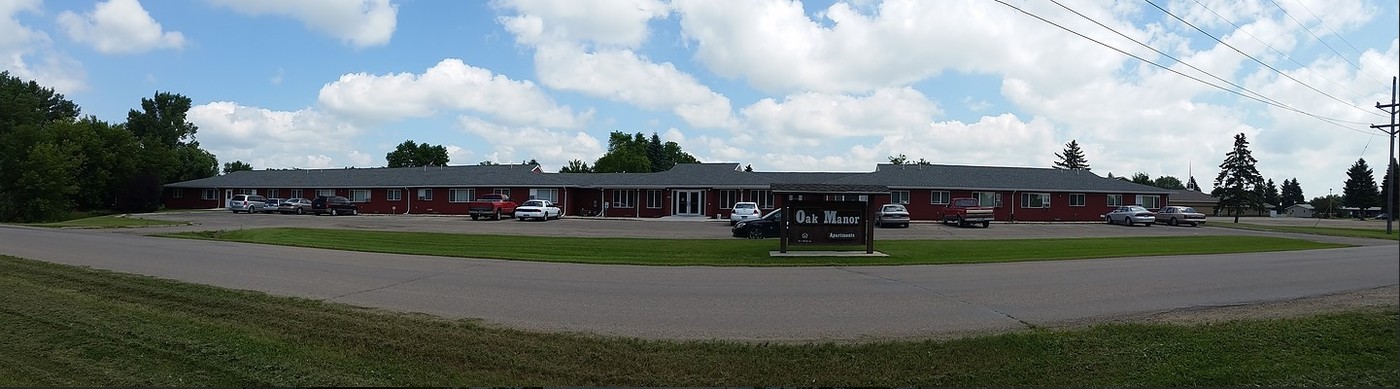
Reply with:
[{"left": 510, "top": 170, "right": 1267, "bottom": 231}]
[
  {"left": 1051, "top": 136, "right": 1398, "bottom": 221},
  {"left": 0, "top": 72, "right": 219, "bottom": 222}
]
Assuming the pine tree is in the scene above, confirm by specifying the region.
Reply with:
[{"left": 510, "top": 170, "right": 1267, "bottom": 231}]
[
  {"left": 1186, "top": 176, "right": 1200, "bottom": 191},
  {"left": 1262, "top": 179, "right": 1280, "bottom": 211},
  {"left": 1341, "top": 158, "right": 1379, "bottom": 213},
  {"left": 1280, "top": 178, "right": 1305, "bottom": 209},
  {"left": 1381, "top": 158, "right": 1398, "bottom": 217},
  {"left": 1053, "top": 140, "right": 1090, "bottom": 170},
  {"left": 1211, "top": 133, "right": 1265, "bottom": 223}
]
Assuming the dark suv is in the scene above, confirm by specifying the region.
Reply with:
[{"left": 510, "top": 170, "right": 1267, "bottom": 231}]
[{"left": 311, "top": 195, "right": 359, "bottom": 216}]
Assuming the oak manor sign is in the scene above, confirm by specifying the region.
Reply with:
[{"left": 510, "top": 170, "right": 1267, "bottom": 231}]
[{"left": 773, "top": 183, "right": 887, "bottom": 255}]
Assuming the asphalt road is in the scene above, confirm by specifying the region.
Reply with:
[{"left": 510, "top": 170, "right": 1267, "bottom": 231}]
[{"left": 3, "top": 222, "right": 1395, "bottom": 341}]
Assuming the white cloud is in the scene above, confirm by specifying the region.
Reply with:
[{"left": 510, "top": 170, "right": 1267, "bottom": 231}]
[
  {"left": 209, "top": 0, "right": 397, "bottom": 48},
  {"left": 188, "top": 102, "right": 365, "bottom": 169},
  {"left": 671, "top": 0, "right": 1148, "bottom": 94},
  {"left": 57, "top": 0, "right": 184, "bottom": 54},
  {"left": 317, "top": 58, "right": 589, "bottom": 128},
  {"left": 494, "top": 0, "right": 669, "bottom": 47},
  {"left": 534, "top": 44, "right": 737, "bottom": 129},
  {"left": 0, "top": 0, "right": 85, "bottom": 92},
  {"left": 740, "top": 87, "right": 943, "bottom": 149},
  {"left": 456, "top": 115, "right": 604, "bottom": 170}
]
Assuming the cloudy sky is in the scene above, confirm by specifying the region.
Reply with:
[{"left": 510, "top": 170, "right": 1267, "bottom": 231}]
[{"left": 3, "top": 0, "right": 1397, "bottom": 197}]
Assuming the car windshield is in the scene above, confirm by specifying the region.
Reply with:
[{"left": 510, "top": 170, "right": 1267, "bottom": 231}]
[
  {"left": 1127, "top": 206, "right": 1148, "bottom": 212},
  {"left": 883, "top": 205, "right": 906, "bottom": 212},
  {"left": 1181, "top": 207, "right": 1197, "bottom": 213},
  {"left": 953, "top": 198, "right": 978, "bottom": 207},
  {"left": 734, "top": 203, "right": 756, "bottom": 209},
  {"left": 522, "top": 200, "right": 546, "bottom": 207}
]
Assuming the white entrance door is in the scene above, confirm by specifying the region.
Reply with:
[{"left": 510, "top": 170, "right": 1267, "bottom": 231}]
[
  {"left": 673, "top": 190, "right": 704, "bottom": 216},
  {"left": 224, "top": 189, "right": 233, "bottom": 209}
]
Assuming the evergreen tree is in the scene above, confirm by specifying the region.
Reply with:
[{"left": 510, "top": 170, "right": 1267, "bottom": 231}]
[
  {"left": 1280, "top": 178, "right": 1305, "bottom": 210},
  {"left": 1262, "top": 179, "right": 1281, "bottom": 211},
  {"left": 1053, "top": 140, "right": 1091, "bottom": 170},
  {"left": 1341, "top": 158, "right": 1379, "bottom": 212},
  {"left": 1211, "top": 133, "right": 1266, "bottom": 223},
  {"left": 1186, "top": 176, "right": 1200, "bottom": 191},
  {"left": 744, "top": 164, "right": 753, "bottom": 172},
  {"left": 888, "top": 154, "right": 908, "bottom": 165},
  {"left": 1381, "top": 158, "right": 1398, "bottom": 217}
]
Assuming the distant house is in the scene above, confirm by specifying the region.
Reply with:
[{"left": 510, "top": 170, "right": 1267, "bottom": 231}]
[
  {"left": 1166, "top": 190, "right": 1219, "bottom": 216},
  {"left": 1283, "top": 204, "right": 1315, "bottom": 218},
  {"left": 1339, "top": 206, "right": 1383, "bottom": 219}
]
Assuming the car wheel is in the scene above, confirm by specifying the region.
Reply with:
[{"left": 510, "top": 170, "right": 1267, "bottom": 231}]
[
  {"left": 981, "top": 221, "right": 990, "bottom": 228},
  {"left": 297, "top": 208, "right": 304, "bottom": 215},
  {"left": 331, "top": 209, "right": 339, "bottom": 216},
  {"left": 471, "top": 215, "right": 479, "bottom": 221},
  {"left": 747, "top": 227, "right": 764, "bottom": 239},
  {"left": 876, "top": 220, "right": 883, "bottom": 228},
  {"left": 1124, "top": 216, "right": 1133, "bottom": 226},
  {"left": 1191, "top": 222, "right": 1200, "bottom": 227},
  {"left": 1169, "top": 218, "right": 1179, "bottom": 226},
  {"left": 493, "top": 210, "right": 501, "bottom": 221},
  {"left": 350, "top": 209, "right": 357, "bottom": 216}
]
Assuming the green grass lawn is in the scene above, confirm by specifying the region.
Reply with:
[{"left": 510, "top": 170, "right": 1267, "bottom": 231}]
[
  {"left": 161, "top": 227, "right": 1348, "bottom": 266},
  {"left": 31, "top": 214, "right": 190, "bottom": 228},
  {"left": 1214, "top": 222, "right": 1400, "bottom": 241},
  {"left": 0, "top": 254, "right": 1393, "bottom": 386}
]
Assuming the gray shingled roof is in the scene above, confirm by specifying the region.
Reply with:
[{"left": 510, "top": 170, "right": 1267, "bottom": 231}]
[
  {"left": 163, "top": 162, "right": 1172, "bottom": 194},
  {"left": 1166, "top": 190, "right": 1219, "bottom": 203},
  {"left": 827, "top": 164, "right": 1170, "bottom": 194}
]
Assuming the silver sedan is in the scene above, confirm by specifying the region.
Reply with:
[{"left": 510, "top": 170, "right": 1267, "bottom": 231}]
[{"left": 1103, "top": 205, "right": 1156, "bottom": 226}]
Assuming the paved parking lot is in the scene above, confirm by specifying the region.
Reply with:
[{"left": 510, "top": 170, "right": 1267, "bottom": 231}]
[{"left": 122, "top": 210, "right": 1385, "bottom": 244}]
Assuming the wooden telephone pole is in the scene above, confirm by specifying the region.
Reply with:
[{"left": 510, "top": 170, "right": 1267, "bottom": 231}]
[{"left": 1371, "top": 77, "right": 1398, "bottom": 234}]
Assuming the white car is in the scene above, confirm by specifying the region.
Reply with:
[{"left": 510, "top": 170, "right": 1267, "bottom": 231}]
[
  {"left": 514, "top": 199, "right": 562, "bottom": 221},
  {"left": 729, "top": 202, "right": 761, "bottom": 225}
]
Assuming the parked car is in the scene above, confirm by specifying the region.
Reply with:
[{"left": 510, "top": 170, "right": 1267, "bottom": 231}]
[
  {"left": 1155, "top": 206, "right": 1206, "bottom": 226},
  {"left": 311, "top": 195, "right": 358, "bottom": 216},
  {"left": 942, "top": 197, "right": 994, "bottom": 228},
  {"left": 876, "top": 203, "right": 910, "bottom": 228},
  {"left": 229, "top": 194, "right": 268, "bottom": 213},
  {"left": 1104, "top": 205, "right": 1155, "bottom": 226},
  {"left": 278, "top": 197, "right": 313, "bottom": 214},
  {"left": 732, "top": 209, "right": 783, "bottom": 239},
  {"left": 466, "top": 193, "right": 518, "bottom": 220},
  {"left": 514, "top": 199, "right": 562, "bottom": 221},
  {"left": 729, "top": 201, "right": 761, "bottom": 226},
  {"left": 260, "top": 198, "right": 284, "bottom": 213}
]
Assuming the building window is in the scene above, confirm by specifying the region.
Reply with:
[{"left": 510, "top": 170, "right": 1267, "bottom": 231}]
[
  {"left": 291, "top": 189, "right": 303, "bottom": 199},
  {"left": 1069, "top": 193, "right": 1086, "bottom": 207},
  {"left": 316, "top": 189, "right": 334, "bottom": 197},
  {"left": 719, "top": 190, "right": 738, "bottom": 209},
  {"left": 237, "top": 189, "right": 256, "bottom": 195},
  {"left": 1107, "top": 194, "right": 1122, "bottom": 207},
  {"left": 449, "top": 188, "right": 474, "bottom": 203},
  {"left": 348, "top": 190, "right": 370, "bottom": 203},
  {"left": 417, "top": 188, "right": 433, "bottom": 201},
  {"left": 972, "top": 192, "right": 1002, "bottom": 208},
  {"left": 611, "top": 190, "right": 636, "bottom": 208},
  {"left": 930, "top": 191, "right": 950, "bottom": 205},
  {"left": 1021, "top": 193, "right": 1051, "bottom": 208},
  {"left": 646, "top": 190, "right": 663, "bottom": 209},
  {"left": 530, "top": 188, "right": 559, "bottom": 203},
  {"left": 493, "top": 188, "right": 511, "bottom": 198},
  {"left": 202, "top": 189, "right": 216, "bottom": 200},
  {"left": 387, "top": 189, "right": 402, "bottom": 201},
  {"left": 1138, "top": 195, "right": 1161, "bottom": 209},
  {"left": 825, "top": 194, "right": 864, "bottom": 202},
  {"left": 751, "top": 190, "right": 773, "bottom": 208},
  {"left": 172, "top": 188, "right": 183, "bottom": 199},
  {"left": 891, "top": 191, "right": 910, "bottom": 204},
  {"left": 268, "top": 189, "right": 279, "bottom": 198}
]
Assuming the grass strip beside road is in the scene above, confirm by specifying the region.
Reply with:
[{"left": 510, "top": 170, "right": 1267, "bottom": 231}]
[
  {"left": 160, "top": 227, "right": 1347, "bottom": 266},
  {"left": 31, "top": 214, "right": 190, "bottom": 229},
  {"left": 1, "top": 254, "right": 1394, "bottom": 386},
  {"left": 1213, "top": 222, "right": 1400, "bottom": 241}
]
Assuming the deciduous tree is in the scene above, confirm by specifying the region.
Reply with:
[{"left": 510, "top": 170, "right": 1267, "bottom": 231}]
[
  {"left": 1152, "top": 176, "right": 1185, "bottom": 190},
  {"left": 385, "top": 140, "right": 449, "bottom": 168},
  {"left": 223, "top": 160, "right": 253, "bottom": 174}
]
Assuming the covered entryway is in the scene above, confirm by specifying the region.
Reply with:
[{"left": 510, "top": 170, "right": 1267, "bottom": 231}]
[{"left": 672, "top": 190, "right": 704, "bottom": 216}]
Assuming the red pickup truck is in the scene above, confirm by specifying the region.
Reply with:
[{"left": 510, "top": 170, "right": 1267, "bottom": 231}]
[
  {"left": 466, "top": 194, "right": 518, "bottom": 220},
  {"left": 942, "top": 197, "right": 994, "bottom": 228}
]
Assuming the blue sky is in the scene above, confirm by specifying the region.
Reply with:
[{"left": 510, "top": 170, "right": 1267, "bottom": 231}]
[{"left": 2, "top": 0, "right": 1397, "bottom": 198}]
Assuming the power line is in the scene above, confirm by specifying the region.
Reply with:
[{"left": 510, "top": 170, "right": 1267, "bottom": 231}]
[
  {"left": 1145, "top": 0, "right": 1386, "bottom": 120},
  {"left": 1266, "top": 0, "right": 1388, "bottom": 86},
  {"left": 992, "top": 0, "right": 1378, "bottom": 135},
  {"left": 1189, "top": 0, "right": 1377, "bottom": 103},
  {"left": 1289, "top": 0, "right": 1394, "bottom": 77}
]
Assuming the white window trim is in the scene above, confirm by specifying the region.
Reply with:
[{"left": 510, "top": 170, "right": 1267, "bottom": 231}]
[
  {"left": 1021, "top": 193, "right": 1051, "bottom": 208},
  {"left": 1138, "top": 195, "right": 1161, "bottom": 209},
  {"left": 349, "top": 189, "right": 371, "bottom": 203},
  {"left": 891, "top": 190, "right": 910, "bottom": 205},
  {"left": 448, "top": 188, "right": 474, "bottom": 203},
  {"left": 646, "top": 190, "right": 663, "bottom": 209},
  {"left": 417, "top": 188, "right": 433, "bottom": 201},
  {"left": 387, "top": 189, "right": 402, "bottom": 201},
  {"left": 752, "top": 190, "right": 773, "bottom": 209},
  {"left": 268, "top": 189, "right": 279, "bottom": 198},
  {"left": 291, "top": 189, "right": 303, "bottom": 199},
  {"left": 719, "top": 190, "right": 738, "bottom": 209},
  {"left": 316, "top": 189, "right": 334, "bottom": 197},
  {"left": 1107, "top": 194, "right": 1123, "bottom": 207},
  {"left": 201, "top": 189, "right": 216, "bottom": 200},
  {"left": 1069, "top": 193, "right": 1086, "bottom": 207},
  {"left": 930, "top": 191, "right": 950, "bottom": 205}
]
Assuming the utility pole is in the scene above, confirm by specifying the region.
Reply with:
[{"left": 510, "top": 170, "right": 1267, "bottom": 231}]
[{"left": 1371, "top": 77, "right": 1398, "bottom": 234}]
